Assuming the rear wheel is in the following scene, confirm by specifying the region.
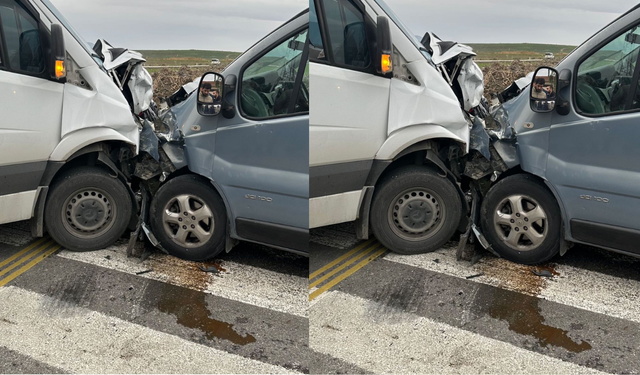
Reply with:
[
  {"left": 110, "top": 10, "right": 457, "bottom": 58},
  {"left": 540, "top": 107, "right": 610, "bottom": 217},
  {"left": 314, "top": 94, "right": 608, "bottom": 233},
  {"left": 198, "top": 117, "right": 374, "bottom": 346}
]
[
  {"left": 45, "top": 166, "right": 132, "bottom": 251},
  {"left": 480, "top": 174, "right": 561, "bottom": 264},
  {"left": 370, "top": 165, "right": 462, "bottom": 254},
  {"left": 150, "top": 175, "right": 226, "bottom": 261}
]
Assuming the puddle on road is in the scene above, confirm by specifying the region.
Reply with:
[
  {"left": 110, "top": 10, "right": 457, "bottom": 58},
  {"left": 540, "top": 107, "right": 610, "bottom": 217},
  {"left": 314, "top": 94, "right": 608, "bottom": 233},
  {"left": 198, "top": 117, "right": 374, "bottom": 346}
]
[
  {"left": 157, "top": 284, "right": 256, "bottom": 346},
  {"left": 475, "top": 262, "right": 591, "bottom": 353}
]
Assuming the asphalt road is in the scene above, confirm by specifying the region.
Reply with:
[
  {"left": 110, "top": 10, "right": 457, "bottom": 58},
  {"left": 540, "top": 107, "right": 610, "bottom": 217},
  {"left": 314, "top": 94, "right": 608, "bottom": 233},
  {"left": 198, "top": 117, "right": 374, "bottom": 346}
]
[
  {"left": 309, "top": 224, "right": 640, "bottom": 374},
  {"left": 4, "top": 220, "right": 640, "bottom": 374},
  {"left": 0, "top": 221, "right": 309, "bottom": 374}
]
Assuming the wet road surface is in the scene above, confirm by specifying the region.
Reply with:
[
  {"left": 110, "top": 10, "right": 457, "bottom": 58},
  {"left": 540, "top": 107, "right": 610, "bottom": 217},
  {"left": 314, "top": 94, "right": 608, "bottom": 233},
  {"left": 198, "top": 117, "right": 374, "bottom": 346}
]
[
  {"left": 309, "top": 224, "right": 640, "bottom": 374},
  {"left": 0, "top": 221, "right": 309, "bottom": 374}
]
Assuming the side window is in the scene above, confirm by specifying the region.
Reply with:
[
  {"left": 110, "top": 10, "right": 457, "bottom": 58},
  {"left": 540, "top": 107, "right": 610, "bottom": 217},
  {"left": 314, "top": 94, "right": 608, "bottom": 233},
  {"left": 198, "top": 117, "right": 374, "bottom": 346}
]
[
  {"left": 576, "top": 25, "right": 640, "bottom": 115},
  {"left": 320, "top": 0, "right": 370, "bottom": 69},
  {"left": 241, "top": 29, "right": 308, "bottom": 119},
  {"left": 309, "top": 0, "right": 325, "bottom": 61},
  {"left": 0, "top": 1, "right": 44, "bottom": 74}
]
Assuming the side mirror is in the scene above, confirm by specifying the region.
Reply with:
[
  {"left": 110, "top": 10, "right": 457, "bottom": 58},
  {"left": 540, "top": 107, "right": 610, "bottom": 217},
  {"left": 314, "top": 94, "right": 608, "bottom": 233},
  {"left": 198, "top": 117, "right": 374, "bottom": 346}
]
[
  {"left": 197, "top": 72, "right": 224, "bottom": 116},
  {"left": 376, "top": 16, "right": 393, "bottom": 76},
  {"left": 530, "top": 67, "right": 558, "bottom": 113},
  {"left": 50, "top": 24, "right": 66, "bottom": 82}
]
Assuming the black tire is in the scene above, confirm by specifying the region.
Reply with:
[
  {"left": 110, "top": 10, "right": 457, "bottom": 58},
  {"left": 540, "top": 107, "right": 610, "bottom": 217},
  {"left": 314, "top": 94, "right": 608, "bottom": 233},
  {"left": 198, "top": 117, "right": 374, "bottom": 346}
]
[
  {"left": 370, "top": 165, "right": 462, "bottom": 254},
  {"left": 149, "top": 175, "right": 226, "bottom": 261},
  {"left": 45, "top": 166, "right": 133, "bottom": 252},
  {"left": 480, "top": 174, "right": 561, "bottom": 265}
]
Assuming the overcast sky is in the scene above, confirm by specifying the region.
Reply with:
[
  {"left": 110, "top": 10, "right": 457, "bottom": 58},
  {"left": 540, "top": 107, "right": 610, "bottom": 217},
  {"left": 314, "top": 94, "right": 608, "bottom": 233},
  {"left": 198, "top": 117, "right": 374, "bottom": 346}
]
[
  {"left": 48, "top": 0, "right": 308, "bottom": 51},
  {"left": 48, "top": 0, "right": 638, "bottom": 51},
  {"left": 382, "top": 0, "right": 639, "bottom": 45}
]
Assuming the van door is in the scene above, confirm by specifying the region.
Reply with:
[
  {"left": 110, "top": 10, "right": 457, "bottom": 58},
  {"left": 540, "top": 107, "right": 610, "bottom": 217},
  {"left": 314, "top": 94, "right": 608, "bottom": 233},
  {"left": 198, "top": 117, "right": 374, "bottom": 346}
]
[
  {"left": 546, "top": 24, "right": 640, "bottom": 252},
  {"left": 0, "top": 0, "right": 63, "bottom": 224},
  {"left": 309, "top": 0, "right": 390, "bottom": 227},
  {"left": 213, "top": 28, "right": 310, "bottom": 252}
]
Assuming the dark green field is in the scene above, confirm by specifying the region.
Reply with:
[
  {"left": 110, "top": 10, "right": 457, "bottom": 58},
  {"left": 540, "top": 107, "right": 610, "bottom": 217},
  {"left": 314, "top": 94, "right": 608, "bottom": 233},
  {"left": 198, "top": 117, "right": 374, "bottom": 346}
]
[
  {"left": 468, "top": 43, "right": 576, "bottom": 60},
  {"left": 139, "top": 50, "right": 242, "bottom": 66}
]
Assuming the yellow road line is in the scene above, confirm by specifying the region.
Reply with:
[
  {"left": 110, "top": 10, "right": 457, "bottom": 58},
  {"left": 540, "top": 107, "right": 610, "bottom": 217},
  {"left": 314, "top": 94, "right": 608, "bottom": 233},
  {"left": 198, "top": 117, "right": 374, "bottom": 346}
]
[
  {"left": 309, "top": 248, "right": 387, "bottom": 302},
  {"left": 0, "top": 245, "right": 61, "bottom": 288},
  {"left": 0, "top": 236, "right": 49, "bottom": 269},
  {"left": 309, "top": 242, "right": 381, "bottom": 289},
  {"left": 0, "top": 240, "right": 54, "bottom": 279},
  {"left": 309, "top": 239, "right": 375, "bottom": 280}
]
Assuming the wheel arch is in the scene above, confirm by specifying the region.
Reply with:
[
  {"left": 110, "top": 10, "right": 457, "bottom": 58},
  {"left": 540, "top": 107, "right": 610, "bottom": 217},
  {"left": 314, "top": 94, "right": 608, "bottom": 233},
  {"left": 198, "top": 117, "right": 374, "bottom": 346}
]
[
  {"left": 356, "top": 138, "right": 469, "bottom": 240},
  {"left": 31, "top": 142, "right": 137, "bottom": 237},
  {"left": 158, "top": 169, "right": 238, "bottom": 252}
]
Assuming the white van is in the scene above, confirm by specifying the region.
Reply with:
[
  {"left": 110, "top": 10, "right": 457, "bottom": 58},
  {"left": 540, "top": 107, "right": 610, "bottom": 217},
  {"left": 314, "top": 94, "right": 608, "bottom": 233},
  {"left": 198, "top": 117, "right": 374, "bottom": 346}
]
[
  {"left": 309, "top": 0, "right": 473, "bottom": 253},
  {"left": 0, "top": 0, "right": 139, "bottom": 251}
]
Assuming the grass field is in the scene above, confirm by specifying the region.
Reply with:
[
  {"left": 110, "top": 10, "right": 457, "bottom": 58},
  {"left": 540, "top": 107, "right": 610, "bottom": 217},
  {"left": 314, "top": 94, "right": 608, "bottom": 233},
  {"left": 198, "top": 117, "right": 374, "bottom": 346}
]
[
  {"left": 468, "top": 43, "right": 576, "bottom": 61},
  {"left": 139, "top": 50, "right": 242, "bottom": 67}
]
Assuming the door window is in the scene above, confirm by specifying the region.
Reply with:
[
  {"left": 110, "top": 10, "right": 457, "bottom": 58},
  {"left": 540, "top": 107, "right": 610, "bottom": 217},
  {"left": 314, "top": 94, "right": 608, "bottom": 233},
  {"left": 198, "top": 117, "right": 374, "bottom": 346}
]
[
  {"left": 576, "top": 25, "right": 640, "bottom": 115},
  {"left": 320, "top": 0, "right": 370, "bottom": 68},
  {"left": 0, "top": 1, "right": 44, "bottom": 74},
  {"left": 240, "top": 29, "right": 308, "bottom": 119}
]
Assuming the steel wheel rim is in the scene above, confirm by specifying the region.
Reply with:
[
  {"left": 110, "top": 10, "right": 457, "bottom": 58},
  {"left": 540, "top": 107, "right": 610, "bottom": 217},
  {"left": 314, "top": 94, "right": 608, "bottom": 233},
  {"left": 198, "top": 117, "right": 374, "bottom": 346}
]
[
  {"left": 163, "top": 194, "right": 214, "bottom": 248},
  {"left": 494, "top": 194, "right": 548, "bottom": 251},
  {"left": 387, "top": 188, "right": 445, "bottom": 242},
  {"left": 62, "top": 188, "right": 116, "bottom": 239}
]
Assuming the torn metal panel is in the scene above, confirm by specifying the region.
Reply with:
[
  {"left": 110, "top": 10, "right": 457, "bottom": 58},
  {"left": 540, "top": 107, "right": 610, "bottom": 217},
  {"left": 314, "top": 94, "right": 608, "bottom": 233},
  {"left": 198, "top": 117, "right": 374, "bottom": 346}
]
[
  {"left": 484, "top": 104, "right": 516, "bottom": 141},
  {"left": 458, "top": 58, "right": 485, "bottom": 111},
  {"left": 128, "top": 64, "right": 154, "bottom": 114},
  {"left": 469, "top": 117, "right": 491, "bottom": 161},
  {"left": 139, "top": 120, "right": 160, "bottom": 162}
]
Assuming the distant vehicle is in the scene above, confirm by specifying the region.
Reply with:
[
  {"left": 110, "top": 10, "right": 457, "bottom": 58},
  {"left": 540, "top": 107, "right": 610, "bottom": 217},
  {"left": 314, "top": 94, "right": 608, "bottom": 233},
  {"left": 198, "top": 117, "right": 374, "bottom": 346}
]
[
  {"left": 544, "top": 52, "right": 555, "bottom": 59},
  {"left": 211, "top": 58, "right": 221, "bottom": 65}
]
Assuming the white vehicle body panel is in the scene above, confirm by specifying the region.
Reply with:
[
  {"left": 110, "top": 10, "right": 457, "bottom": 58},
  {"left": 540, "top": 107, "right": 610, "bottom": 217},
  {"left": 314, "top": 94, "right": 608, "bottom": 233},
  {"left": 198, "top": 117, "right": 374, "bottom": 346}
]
[
  {"left": 0, "top": 70, "right": 63, "bottom": 166},
  {"left": 0, "top": 191, "right": 37, "bottom": 225},
  {"left": 309, "top": 191, "right": 364, "bottom": 229},
  {"left": 309, "top": 64, "right": 389, "bottom": 167}
]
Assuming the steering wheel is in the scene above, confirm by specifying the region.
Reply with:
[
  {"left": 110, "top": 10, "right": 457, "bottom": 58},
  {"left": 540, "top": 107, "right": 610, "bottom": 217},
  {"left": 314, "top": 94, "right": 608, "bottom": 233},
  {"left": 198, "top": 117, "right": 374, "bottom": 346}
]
[
  {"left": 576, "top": 81, "right": 606, "bottom": 114},
  {"left": 241, "top": 87, "right": 270, "bottom": 118}
]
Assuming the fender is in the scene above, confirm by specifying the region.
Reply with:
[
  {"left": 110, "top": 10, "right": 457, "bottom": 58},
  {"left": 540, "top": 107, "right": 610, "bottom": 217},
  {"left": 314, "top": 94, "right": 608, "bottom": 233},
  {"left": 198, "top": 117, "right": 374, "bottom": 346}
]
[
  {"left": 375, "top": 124, "right": 469, "bottom": 161},
  {"left": 49, "top": 127, "right": 139, "bottom": 162},
  {"left": 207, "top": 179, "right": 239, "bottom": 253},
  {"left": 32, "top": 142, "right": 138, "bottom": 237}
]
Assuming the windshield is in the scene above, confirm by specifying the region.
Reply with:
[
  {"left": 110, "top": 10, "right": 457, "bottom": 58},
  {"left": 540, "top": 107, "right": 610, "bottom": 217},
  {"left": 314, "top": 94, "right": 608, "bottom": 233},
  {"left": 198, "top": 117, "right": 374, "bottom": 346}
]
[
  {"left": 40, "top": 0, "right": 101, "bottom": 65},
  {"left": 373, "top": 0, "right": 432, "bottom": 61}
]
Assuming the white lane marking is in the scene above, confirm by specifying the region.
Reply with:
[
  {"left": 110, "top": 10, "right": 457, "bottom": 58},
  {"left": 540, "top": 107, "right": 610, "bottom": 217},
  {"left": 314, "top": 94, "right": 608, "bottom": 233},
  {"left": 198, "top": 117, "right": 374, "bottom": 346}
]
[
  {"left": 56, "top": 241, "right": 308, "bottom": 318},
  {"left": 384, "top": 245, "right": 640, "bottom": 324},
  {"left": 0, "top": 286, "right": 298, "bottom": 374},
  {"left": 310, "top": 291, "right": 606, "bottom": 375}
]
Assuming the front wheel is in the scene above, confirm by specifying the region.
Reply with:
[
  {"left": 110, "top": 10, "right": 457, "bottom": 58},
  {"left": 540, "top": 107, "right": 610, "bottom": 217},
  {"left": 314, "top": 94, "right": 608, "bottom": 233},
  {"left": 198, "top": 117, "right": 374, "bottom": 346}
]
[
  {"left": 370, "top": 165, "right": 462, "bottom": 254},
  {"left": 480, "top": 174, "right": 562, "bottom": 265},
  {"left": 45, "top": 166, "right": 133, "bottom": 251},
  {"left": 149, "top": 175, "right": 226, "bottom": 261}
]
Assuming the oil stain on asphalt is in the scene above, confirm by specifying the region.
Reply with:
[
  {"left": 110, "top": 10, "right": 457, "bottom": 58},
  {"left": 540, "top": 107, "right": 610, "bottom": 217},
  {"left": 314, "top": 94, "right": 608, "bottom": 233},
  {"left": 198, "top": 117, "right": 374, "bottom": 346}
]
[
  {"left": 475, "top": 261, "right": 592, "bottom": 353},
  {"left": 157, "top": 284, "right": 257, "bottom": 346}
]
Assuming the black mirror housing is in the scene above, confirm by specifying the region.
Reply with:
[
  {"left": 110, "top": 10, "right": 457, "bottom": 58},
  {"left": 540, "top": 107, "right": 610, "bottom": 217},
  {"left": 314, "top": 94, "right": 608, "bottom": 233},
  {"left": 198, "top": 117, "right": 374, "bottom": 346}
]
[
  {"left": 376, "top": 16, "right": 393, "bottom": 76},
  {"left": 530, "top": 66, "right": 558, "bottom": 113},
  {"left": 50, "top": 24, "right": 66, "bottom": 82},
  {"left": 197, "top": 72, "right": 225, "bottom": 116}
]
